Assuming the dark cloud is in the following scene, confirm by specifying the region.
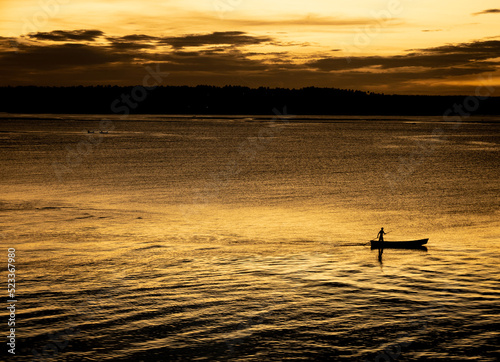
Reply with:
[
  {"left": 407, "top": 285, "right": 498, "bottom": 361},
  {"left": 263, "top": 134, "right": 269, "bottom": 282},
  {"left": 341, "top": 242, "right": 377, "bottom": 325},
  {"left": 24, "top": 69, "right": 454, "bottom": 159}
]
[
  {"left": 0, "top": 30, "right": 274, "bottom": 75},
  {"left": 473, "top": 9, "right": 500, "bottom": 16},
  {"left": 108, "top": 42, "right": 156, "bottom": 50},
  {"left": 416, "top": 40, "right": 500, "bottom": 54},
  {"left": 28, "top": 30, "right": 104, "bottom": 41},
  {"left": 0, "top": 43, "right": 133, "bottom": 71},
  {"left": 170, "top": 51, "right": 204, "bottom": 57},
  {"left": 147, "top": 51, "right": 268, "bottom": 72},
  {"left": 105, "top": 34, "right": 160, "bottom": 51},
  {"left": 106, "top": 31, "right": 273, "bottom": 50},
  {"left": 0, "top": 36, "right": 20, "bottom": 50},
  {"left": 160, "top": 31, "right": 272, "bottom": 48},
  {"left": 308, "top": 40, "right": 500, "bottom": 72},
  {"left": 158, "top": 57, "right": 266, "bottom": 72},
  {"left": 111, "top": 34, "right": 160, "bottom": 42},
  {"left": 1, "top": 30, "right": 498, "bottom": 95}
]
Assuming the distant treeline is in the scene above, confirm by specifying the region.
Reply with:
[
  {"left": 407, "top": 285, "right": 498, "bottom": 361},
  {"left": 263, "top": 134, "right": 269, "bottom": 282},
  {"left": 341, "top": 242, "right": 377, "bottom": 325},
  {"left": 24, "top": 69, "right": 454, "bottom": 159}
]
[{"left": 0, "top": 85, "right": 499, "bottom": 115}]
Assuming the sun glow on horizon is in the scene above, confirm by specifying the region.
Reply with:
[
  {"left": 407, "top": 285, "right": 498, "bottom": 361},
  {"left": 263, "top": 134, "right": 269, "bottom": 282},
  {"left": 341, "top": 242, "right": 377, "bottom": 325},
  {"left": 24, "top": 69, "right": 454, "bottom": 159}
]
[{"left": 0, "top": 0, "right": 499, "bottom": 94}]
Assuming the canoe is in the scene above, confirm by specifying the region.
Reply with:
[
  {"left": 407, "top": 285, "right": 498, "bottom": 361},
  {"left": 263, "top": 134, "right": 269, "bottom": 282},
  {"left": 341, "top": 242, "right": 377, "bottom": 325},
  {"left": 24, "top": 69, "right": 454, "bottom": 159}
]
[{"left": 370, "top": 238, "right": 428, "bottom": 249}]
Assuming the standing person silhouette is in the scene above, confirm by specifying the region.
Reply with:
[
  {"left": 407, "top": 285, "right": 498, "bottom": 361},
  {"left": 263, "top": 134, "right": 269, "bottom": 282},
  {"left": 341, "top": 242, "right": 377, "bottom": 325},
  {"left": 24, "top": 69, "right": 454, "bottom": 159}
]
[
  {"left": 377, "top": 227, "right": 387, "bottom": 242},
  {"left": 376, "top": 227, "right": 386, "bottom": 261}
]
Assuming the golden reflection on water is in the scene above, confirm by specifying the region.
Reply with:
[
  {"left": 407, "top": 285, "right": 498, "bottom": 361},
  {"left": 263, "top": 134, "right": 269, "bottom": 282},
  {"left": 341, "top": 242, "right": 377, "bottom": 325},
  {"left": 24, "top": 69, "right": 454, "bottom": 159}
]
[{"left": 2, "top": 115, "right": 499, "bottom": 360}]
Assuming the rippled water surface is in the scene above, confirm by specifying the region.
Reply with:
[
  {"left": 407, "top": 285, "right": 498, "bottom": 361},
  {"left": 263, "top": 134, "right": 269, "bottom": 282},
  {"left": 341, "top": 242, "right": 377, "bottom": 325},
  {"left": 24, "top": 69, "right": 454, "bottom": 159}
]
[{"left": 1, "top": 114, "right": 499, "bottom": 361}]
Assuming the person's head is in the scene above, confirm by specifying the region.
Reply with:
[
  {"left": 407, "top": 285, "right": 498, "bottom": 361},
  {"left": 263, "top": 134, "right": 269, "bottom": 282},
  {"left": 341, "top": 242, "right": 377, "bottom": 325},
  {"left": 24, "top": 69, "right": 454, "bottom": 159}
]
[{"left": 381, "top": 227, "right": 384, "bottom": 230}]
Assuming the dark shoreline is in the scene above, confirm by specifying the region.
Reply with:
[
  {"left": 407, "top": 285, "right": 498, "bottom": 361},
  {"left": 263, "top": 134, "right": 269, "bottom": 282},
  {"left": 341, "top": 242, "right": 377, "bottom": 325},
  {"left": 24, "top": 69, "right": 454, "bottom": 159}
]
[{"left": 1, "top": 85, "right": 499, "bottom": 115}]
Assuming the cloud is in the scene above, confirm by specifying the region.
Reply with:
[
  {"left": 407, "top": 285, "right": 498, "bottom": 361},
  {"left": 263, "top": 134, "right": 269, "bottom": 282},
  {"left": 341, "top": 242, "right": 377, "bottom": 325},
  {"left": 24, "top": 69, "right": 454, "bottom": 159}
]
[
  {"left": 108, "top": 41, "right": 157, "bottom": 50},
  {"left": 308, "top": 40, "right": 500, "bottom": 73},
  {"left": 420, "top": 40, "right": 500, "bottom": 54},
  {"left": 111, "top": 34, "right": 160, "bottom": 42},
  {"left": 105, "top": 34, "right": 161, "bottom": 51},
  {"left": 473, "top": 9, "right": 500, "bottom": 16},
  {"left": 160, "top": 31, "right": 273, "bottom": 49},
  {"left": 0, "top": 43, "right": 133, "bottom": 71},
  {"left": 1, "top": 29, "right": 498, "bottom": 95},
  {"left": 0, "top": 30, "right": 276, "bottom": 75},
  {"left": 28, "top": 30, "right": 104, "bottom": 42},
  {"left": 153, "top": 54, "right": 268, "bottom": 72},
  {"left": 0, "top": 36, "right": 20, "bottom": 50},
  {"left": 106, "top": 31, "right": 274, "bottom": 50}
]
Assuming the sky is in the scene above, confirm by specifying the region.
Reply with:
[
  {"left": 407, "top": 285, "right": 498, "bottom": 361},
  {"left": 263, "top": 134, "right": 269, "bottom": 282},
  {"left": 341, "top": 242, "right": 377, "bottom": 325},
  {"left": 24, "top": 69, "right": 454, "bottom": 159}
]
[{"left": 0, "top": 0, "right": 499, "bottom": 95}]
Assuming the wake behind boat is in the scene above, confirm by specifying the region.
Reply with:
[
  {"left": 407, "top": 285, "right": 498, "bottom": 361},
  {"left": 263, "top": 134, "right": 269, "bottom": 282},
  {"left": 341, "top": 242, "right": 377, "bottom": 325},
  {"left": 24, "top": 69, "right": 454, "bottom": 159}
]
[{"left": 370, "top": 238, "right": 428, "bottom": 249}]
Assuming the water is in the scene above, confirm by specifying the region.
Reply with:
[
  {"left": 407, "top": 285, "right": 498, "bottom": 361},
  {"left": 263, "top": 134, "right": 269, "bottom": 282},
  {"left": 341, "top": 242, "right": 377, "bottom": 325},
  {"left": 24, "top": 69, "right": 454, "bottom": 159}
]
[{"left": 1, "top": 114, "right": 499, "bottom": 361}]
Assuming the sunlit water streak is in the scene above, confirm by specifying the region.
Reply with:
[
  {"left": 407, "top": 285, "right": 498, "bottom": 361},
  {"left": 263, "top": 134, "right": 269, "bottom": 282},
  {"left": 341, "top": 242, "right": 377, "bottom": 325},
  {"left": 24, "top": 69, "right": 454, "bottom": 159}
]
[{"left": 1, "top": 115, "right": 499, "bottom": 361}]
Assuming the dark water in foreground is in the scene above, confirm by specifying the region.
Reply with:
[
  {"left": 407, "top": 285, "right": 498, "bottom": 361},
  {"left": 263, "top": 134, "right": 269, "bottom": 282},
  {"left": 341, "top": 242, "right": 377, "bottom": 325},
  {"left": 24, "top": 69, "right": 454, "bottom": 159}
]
[{"left": 1, "top": 114, "right": 499, "bottom": 361}]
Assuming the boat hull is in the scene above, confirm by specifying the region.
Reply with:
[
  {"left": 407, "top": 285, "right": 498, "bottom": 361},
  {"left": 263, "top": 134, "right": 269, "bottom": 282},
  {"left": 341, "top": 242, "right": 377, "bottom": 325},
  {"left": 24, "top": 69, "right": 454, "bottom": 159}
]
[{"left": 370, "top": 238, "right": 428, "bottom": 249}]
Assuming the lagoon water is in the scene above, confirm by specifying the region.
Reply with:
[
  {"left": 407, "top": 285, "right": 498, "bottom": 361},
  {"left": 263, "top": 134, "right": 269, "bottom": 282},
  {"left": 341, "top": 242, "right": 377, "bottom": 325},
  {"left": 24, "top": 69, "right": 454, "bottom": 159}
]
[{"left": 1, "top": 114, "right": 499, "bottom": 361}]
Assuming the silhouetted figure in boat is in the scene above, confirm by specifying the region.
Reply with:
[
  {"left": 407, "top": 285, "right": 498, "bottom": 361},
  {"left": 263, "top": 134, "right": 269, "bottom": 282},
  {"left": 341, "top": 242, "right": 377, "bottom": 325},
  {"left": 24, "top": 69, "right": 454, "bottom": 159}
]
[
  {"left": 377, "top": 227, "right": 387, "bottom": 242},
  {"left": 376, "top": 227, "right": 386, "bottom": 261}
]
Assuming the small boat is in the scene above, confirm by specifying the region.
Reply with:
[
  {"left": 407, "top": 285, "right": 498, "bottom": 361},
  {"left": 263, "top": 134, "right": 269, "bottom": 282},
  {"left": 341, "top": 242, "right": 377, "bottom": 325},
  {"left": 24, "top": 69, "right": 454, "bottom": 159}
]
[{"left": 370, "top": 238, "right": 428, "bottom": 249}]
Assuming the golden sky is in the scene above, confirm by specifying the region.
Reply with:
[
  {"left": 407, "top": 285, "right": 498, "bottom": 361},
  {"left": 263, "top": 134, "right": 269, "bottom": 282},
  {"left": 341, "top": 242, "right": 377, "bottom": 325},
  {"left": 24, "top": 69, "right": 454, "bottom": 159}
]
[{"left": 0, "top": 0, "right": 499, "bottom": 94}]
